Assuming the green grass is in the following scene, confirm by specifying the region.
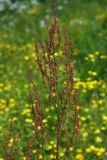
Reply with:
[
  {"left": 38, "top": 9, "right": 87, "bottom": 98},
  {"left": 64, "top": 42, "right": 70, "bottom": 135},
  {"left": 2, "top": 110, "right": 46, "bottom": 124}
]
[{"left": 0, "top": 0, "right": 107, "bottom": 159}]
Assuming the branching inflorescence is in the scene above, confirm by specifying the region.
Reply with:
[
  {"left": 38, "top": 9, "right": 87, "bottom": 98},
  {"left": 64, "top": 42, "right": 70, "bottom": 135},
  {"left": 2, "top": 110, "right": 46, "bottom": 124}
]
[
  {"left": 3, "top": 0, "right": 80, "bottom": 159},
  {"left": 29, "top": 0, "right": 80, "bottom": 159}
]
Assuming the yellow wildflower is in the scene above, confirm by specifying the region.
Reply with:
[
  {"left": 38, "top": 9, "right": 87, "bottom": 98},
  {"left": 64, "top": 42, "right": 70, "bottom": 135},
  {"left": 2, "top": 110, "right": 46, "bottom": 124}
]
[
  {"left": 59, "top": 152, "right": 64, "bottom": 157},
  {"left": 22, "top": 109, "right": 31, "bottom": 115},
  {"left": 47, "top": 145, "right": 53, "bottom": 151},
  {"left": 95, "top": 136, "right": 102, "bottom": 143},
  {"left": 45, "top": 108, "right": 50, "bottom": 112},
  {"left": 102, "top": 115, "right": 107, "bottom": 121},
  {"left": 86, "top": 148, "right": 92, "bottom": 153},
  {"left": 8, "top": 138, "right": 14, "bottom": 147},
  {"left": 50, "top": 141, "right": 55, "bottom": 145},
  {"left": 33, "top": 150, "right": 36, "bottom": 153},
  {"left": 39, "top": 155, "right": 43, "bottom": 159},
  {"left": 54, "top": 52, "right": 58, "bottom": 57},
  {"left": 95, "top": 51, "right": 100, "bottom": 55},
  {"left": 25, "top": 118, "right": 33, "bottom": 123},
  {"left": 76, "top": 153, "right": 84, "bottom": 160},
  {"left": 69, "top": 147, "right": 73, "bottom": 151},
  {"left": 42, "top": 119, "right": 47, "bottom": 123},
  {"left": 24, "top": 56, "right": 29, "bottom": 60},
  {"left": 49, "top": 155, "right": 55, "bottom": 159}
]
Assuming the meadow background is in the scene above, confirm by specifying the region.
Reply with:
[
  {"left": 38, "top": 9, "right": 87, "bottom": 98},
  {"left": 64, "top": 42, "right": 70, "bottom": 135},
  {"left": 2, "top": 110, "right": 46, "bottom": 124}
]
[{"left": 0, "top": 0, "right": 107, "bottom": 159}]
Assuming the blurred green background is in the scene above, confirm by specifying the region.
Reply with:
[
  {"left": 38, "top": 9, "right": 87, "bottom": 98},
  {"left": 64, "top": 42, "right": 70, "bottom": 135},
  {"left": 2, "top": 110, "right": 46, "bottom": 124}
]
[{"left": 0, "top": 0, "right": 107, "bottom": 159}]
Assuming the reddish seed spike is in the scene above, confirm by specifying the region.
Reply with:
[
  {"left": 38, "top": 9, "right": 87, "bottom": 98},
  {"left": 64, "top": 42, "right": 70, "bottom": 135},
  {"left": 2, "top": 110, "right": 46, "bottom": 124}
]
[
  {"left": 45, "top": 40, "right": 51, "bottom": 55},
  {"left": 69, "top": 36, "right": 73, "bottom": 46},
  {"left": 49, "top": 29, "right": 53, "bottom": 48},
  {"left": 35, "top": 42, "right": 39, "bottom": 57},
  {"left": 64, "top": 42, "right": 67, "bottom": 57},
  {"left": 53, "top": 0, "right": 57, "bottom": 24},
  {"left": 39, "top": 39, "right": 46, "bottom": 54},
  {"left": 60, "top": 106, "right": 66, "bottom": 129},
  {"left": 29, "top": 93, "right": 36, "bottom": 119},
  {"left": 63, "top": 26, "right": 67, "bottom": 45},
  {"left": 48, "top": 24, "right": 56, "bottom": 51},
  {"left": 3, "top": 143, "right": 7, "bottom": 160},
  {"left": 68, "top": 36, "right": 74, "bottom": 60},
  {"left": 39, "top": 39, "right": 50, "bottom": 79},
  {"left": 35, "top": 43, "right": 48, "bottom": 77}
]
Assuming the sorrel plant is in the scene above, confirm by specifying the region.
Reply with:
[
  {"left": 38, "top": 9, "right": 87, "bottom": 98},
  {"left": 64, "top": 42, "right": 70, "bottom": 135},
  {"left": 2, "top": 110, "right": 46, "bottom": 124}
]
[
  {"left": 28, "top": 0, "right": 80, "bottom": 159},
  {"left": 3, "top": 0, "right": 80, "bottom": 159}
]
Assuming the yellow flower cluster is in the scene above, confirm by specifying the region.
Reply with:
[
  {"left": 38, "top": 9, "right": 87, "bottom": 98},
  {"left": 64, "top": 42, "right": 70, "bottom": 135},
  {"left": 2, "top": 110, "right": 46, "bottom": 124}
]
[
  {"left": 75, "top": 80, "right": 99, "bottom": 90},
  {"left": 84, "top": 51, "right": 107, "bottom": 62},
  {"left": 86, "top": 145, "right": 106, "bottom": 157}
]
